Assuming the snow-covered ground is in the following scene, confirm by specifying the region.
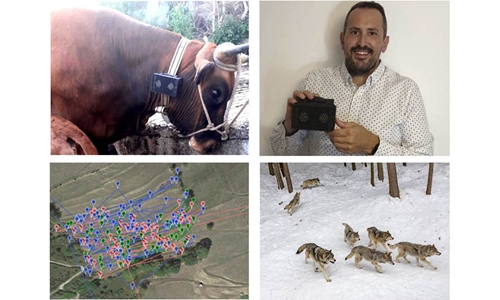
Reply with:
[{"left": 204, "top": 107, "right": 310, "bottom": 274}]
[{"left": 260, "top": 163, "right": 449, "bottom": 300}]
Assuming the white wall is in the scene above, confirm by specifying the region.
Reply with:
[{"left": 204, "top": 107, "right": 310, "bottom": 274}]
[{"left": 260, "top": 1, "right": 450, "bottom": 155}]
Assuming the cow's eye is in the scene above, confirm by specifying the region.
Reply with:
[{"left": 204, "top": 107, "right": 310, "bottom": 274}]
[{"left": 211, "top": 89, "right": 223, "bottom": 104}]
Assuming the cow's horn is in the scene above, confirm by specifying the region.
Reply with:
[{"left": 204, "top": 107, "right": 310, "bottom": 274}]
[{"left": 214, "top": 42, "right": 249, "bottom": 64}]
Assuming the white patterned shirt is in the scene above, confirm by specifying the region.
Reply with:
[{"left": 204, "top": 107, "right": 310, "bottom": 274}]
[{"left": 270, "top": 61, "right": 434, "bottom": 156}]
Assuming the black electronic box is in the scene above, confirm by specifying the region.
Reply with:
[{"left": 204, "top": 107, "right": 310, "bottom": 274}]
[{"left": 291, "top": 97, "right": 336, "bottom": 131}]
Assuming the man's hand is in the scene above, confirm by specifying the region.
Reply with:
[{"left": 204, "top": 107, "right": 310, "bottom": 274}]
[
  {"left": 326, "top": 119, "right": 380, "bottom": 154},
  {"left": 283, "top": 90, "right": 317, "bottom": 136}
]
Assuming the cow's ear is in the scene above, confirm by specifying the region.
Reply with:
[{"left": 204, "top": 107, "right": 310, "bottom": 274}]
[
  {"left": 195, "top": 42, "right": 217, "bottom": 85},
  {"left": 194, "top": 60, "right": 215, "bottom": 85}
]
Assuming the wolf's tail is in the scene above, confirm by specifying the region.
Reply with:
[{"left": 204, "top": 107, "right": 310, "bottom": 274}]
[
  {"left": 387, "top": 243, "right": 398, "bottom": 250},
  {"left": 296, "top": 244, "right": 307, "bottom": 254},
  {"left": 345, "top": 249, "right": 355, "bottom": 260}
]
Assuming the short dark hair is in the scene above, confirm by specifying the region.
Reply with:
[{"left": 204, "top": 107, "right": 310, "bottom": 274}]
[{"left": 343, "top": 1, "right": 387, "bottom": 37}]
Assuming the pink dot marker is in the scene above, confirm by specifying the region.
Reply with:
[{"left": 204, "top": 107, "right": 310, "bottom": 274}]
[
  {"left": 54, "top": 224, "right": 60, "bottom": 231},
  {"left": 201, "top": 201, "right": 205, "bottom": 206}
]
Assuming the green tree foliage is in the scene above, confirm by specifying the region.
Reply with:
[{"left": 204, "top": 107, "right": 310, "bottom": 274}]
[
  {"left": 210, "top": 14, "right": 249, "bottom": 45},
  {"left": 167, "top": 4, "right": 196, "bottom": 39},
  {"left": 100, "top": 1, "right": 168, "bottom": 29},
  {"left": 98, "top": 1, "right": 249, "bottom": 44}
]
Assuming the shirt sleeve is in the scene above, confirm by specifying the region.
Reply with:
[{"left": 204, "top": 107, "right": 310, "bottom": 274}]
[
  {"left": 374, "top": 81, "right": 434, "bottom": 156},
  {"left": 269, "top": 120, "right": 307, "bottom": 155}
]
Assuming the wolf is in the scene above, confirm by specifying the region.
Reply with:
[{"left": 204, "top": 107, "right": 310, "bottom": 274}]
[
  {"left": 296, "top": 243, "right": 336, "bottom": 282},
  {"left": 345, "top": 245, "right": 394, "bottom": 273},
  {"left": 388, "top": 242, "right": 442, "bottom": 270},
  {"left": 300, "top": 178, "right": 322, "bottom": 189},
  {"left": 367, "top": 226, "right": 394, "bottom": 252},
  {"left": 342, "top": 223, "right": 360, "bottom": 248},
  {"left": 284, "top": 192, "right": 300, "bottom": 215}
]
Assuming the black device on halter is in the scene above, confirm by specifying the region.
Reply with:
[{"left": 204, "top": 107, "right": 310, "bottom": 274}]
[
  {"left": 291, "top": 97, "right": 336, "bottom": 131},
  {"left": 150, "top": 73, "right": 183, "bottom": 97}
]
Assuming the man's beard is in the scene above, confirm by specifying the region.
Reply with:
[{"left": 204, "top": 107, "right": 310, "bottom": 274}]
[{"left": 345, "top": 46, "right": 380, "bottom": 76}]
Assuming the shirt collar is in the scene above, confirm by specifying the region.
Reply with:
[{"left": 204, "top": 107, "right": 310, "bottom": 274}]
[{"left": 340, "top": 60, "right": 386, "bottom": 87}]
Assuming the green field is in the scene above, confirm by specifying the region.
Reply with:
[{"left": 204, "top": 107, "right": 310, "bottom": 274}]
[{"left": 50, "top": 163, "right": 248, "bottom": 299}]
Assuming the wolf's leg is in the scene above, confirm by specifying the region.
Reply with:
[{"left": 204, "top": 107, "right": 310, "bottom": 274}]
[
  {"left": 382, "top": 243, "right": 390, "bottom": 253},
  {"left": 416, "top": 257, "right": 423, "bottom": 267},
  {"left": 421, "top": 257, "right": 437, "bottom": 269},
  {"left": 354, "top": 255, "right": 363, "bottom": 269},
  {"left": 372, "top": 262, "right": 382, "bottom": 273},
  {"left": 318, "top": 263, "right": 331, "bottom": 282},
  {"left": 313, "top": 260, "right": 319, "bottom": 272},
  {"left": 402, "top": 253, "right": 411, "bottom": 264},
  {"left": 395, "top": 250, "right": 403, "bottom": 263}
]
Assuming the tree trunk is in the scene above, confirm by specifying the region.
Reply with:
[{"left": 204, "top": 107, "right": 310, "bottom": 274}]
[
  {"left": 273, "top": 163, "right": 284, "bottom": 190},
  {"left": 426, "top": 163, "right": 434, "bottom": 195},
  {"left": 352, "top": 163, "right": 356, "bottom": 171},
  {"left": 377, "top": 163, "right": 384, "bottom": 181},
  {"left": 281, "top": 163, "right": 293, "bottom": 193},
  {"left": 268, "top": 163, "right": 275, "bottom": 176},
  {"left": 387, "top": 163, "right": 400, "bottom": 198},
  {"left": 370, "top": 163, "right": 375, "bottom": 187}
]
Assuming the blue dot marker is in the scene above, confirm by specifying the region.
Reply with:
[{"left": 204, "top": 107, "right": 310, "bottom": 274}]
[
  {"left": 164, "top": 196, "right": 169, "bottom": 203},
  {"left": 183, "top": 191, "right": 189, "bottom": 198},
  {"left": 176, "top": 167, "right": 180, "bottom": 174},
  {"left": 108, "top": 263, "right": 113, "bottom": 270},
  {"left": 192, "top": 234, "right": 196, "bottom": 241},
  {"left": 91, "top": 199, "right": 96, "bottom": 206},
  {"left": 116, "top": 181, "right": 120, "bottom": 187},
  {"left": 138, "top": 204, "right": 142, "bottom": 211},
  {"left": 170, "top": 176, "right": 174, "bottom": 183},
  {"left": 130, "top": 282, "right": 135, "bottom": 290},
  {"left": 129, "top": 200, "right": 133, "bottom": 207},
  {"left": 67, "top": 236, "right": 72, "bottom": 242},
  {"left": 106, "top": 246, "right": 110, "bottom": 252},
  {"left": 174, "top": 176, "right": 179, "bottom": 182}
]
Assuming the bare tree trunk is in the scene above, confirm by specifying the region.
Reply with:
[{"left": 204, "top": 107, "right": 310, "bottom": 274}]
[
  {"left": 273, "top": 163, "right": 284, "bottom": 190},
  {"left": 387, "top": 163, "right": 400, "bottom": 198},
  {"left": 352, "top": 163, "right": 356, "bottom": 171},
  {"left": 403, "top": 162, "right": 407, "bottom": 167},
  {"left": 344, "top": 163, "right": 347, "bottom": 167},
  {"left": 281, "top": 163, "right": 293, "bottom": 193},
  {"left": 364, "top": 163, "right": 367, "bottom": 167},
  {"left": 268, "top": 163, "right": 275, "bottom": 175},
  {"left": 370, "top": 163, "right": 375, "bottom": 187},
  {"left": 426, "top": 163, "right": 434, "bottom": 195},
  {"left": 241, "top": 1, "right": 249, "bottom": 19},
  {"left": 377, "top": 163, "right": 384, "bottom": 181}
]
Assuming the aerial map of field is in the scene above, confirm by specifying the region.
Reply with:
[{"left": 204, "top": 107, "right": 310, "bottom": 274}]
[{"left": 50, "top": 163, "right": 249, "bottom": 299}]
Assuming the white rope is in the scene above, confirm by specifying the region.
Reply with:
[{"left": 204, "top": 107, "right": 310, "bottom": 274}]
[
  {"left": 155, "top": 40, "right": 248, "bottom": 141},
  {"left": 178, "top": 53, "right": 245, "bottom": 140}
]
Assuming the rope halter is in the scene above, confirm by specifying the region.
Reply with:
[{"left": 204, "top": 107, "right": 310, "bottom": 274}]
[{"left": 155, "top": 40, "right": 249, "bottom": 141}]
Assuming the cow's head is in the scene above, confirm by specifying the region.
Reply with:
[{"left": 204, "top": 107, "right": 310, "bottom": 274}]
[{"left": 166, "top": 42, "right": 248, "bottom": 154}]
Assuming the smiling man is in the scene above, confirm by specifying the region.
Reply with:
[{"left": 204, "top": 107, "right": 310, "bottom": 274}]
[{"left": 269, "top": 1, "right": 434, "bottom": 156}]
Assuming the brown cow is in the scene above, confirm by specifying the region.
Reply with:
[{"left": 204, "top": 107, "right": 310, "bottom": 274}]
[
  {"left": 51, "top": 115, "right": 98, "bottom": 155},
  {"left": 51, "top": 6, "right": 248, "bottom": 154}
]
